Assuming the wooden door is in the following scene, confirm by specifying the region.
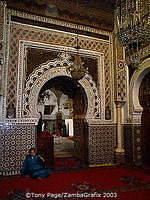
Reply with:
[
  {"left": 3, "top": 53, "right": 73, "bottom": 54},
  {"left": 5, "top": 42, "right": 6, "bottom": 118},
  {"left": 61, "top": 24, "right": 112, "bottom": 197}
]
[
  {"left": 37, "top": 135, "right": 54, "bottom": 169},
  {"left": 73, "top": 86, "right": 88, "bottom": 166}
]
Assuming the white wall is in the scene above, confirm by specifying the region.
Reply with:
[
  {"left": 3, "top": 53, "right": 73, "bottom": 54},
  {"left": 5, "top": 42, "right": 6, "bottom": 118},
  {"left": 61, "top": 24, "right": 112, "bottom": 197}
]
[
  {"left": 65, "top": 118, "right": 74, "bottom": 136},
  {"left": 37, "top": 89, "right": 73, "bottom": 120}
]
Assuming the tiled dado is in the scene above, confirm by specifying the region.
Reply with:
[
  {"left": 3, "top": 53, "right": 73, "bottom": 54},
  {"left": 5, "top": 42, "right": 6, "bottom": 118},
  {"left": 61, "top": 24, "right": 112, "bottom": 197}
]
[
  {"left": 0, "top": 121, "right": 116, "bottom": 175},
  {"left": 88, "top": 124, "right": 116, "bottom": 165},
  {"left": 0, "top": 123, "right": 36, "bottom": 176},
  {"left": 123, "top": 124, "right": 142, "bottom": 166}
]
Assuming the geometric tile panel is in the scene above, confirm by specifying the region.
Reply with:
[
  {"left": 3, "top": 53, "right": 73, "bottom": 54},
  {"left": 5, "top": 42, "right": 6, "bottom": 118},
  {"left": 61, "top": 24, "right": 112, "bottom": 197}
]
[
  {"left": 123, "top": 124, "right": 142, "bottom": 166},
  {"left": 123, "top": 124, "right": 133, "bottom": 163},
  {"left": 7, "top": 23, "right": 112, "bottom": 117},
  {"left": 116, "top": 71, "right": 127, "bottom": 101},
  {"left": 0, "top": 123, "right": 35, "bottom": 175},
  {"left": 116, "top": 61, "right": 127, "bottom": 102},
  {"left": 88, "top": 125, "right": 115, "bottom": 165},
  {"left": 103, "top": 45, "right": 112, "bottom": 108}
]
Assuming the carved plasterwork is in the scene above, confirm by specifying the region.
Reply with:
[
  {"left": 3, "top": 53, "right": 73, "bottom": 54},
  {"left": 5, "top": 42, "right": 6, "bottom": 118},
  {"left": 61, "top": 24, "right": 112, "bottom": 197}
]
[
  {"left": 6, "top": 21, "right": 112, "bottom": 116},
  {"left": 129, "top": 58, "right": 150, "bottom": 124},
  {"left": 0, "top": 1, "right": 4, "bottom": 96},
  {"left": 115, "top": 60, "right": 127, "bottom": 102},
  {"left": 7, "top": 9, "right": 110, "bottom": 37},
  {"left": 22, "top": 52, "right": 101, "bottom": 119},
  {"left": 116, "top": 42, "right": 124, "bottom": 60},
  {"left": 0, "top": 1, "right": 7, "bottom": 119},
  {"left": 0, "top": 1, "right": 5, "bottom": 40},
  {"left": 113, "top": 35, "right": 127, "bottom": 103}
]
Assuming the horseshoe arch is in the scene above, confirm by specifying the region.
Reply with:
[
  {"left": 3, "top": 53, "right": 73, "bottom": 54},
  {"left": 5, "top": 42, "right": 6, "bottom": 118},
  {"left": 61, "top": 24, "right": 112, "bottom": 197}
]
[{"left": 23, "top": 57, "right": 101, "bottom": 120}]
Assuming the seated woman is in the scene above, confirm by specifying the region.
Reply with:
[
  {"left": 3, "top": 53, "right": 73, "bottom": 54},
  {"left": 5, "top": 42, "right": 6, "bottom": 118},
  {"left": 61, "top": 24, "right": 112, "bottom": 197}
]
[{"left": 21, "top": 148, "right": 51, "bottom": 179}]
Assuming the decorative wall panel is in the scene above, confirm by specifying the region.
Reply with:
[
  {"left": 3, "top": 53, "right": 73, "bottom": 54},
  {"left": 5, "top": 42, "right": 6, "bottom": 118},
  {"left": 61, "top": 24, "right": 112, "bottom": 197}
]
[
  {"left": 0, "top": 56, "right": 2, "bottom": 96},
  {"left": 73, "top": 119, "right": 84, "bottom": 160},
  {"left": 0, "top": 2, "right": 5, "bottom": 96},
  {"left": 123, "top": 124, "right": 133, "bottom": 163},
  {"left": 133, "top": 125, "right": 142, "bottom": 166},
  {"left": 23, "top": 63, "right": 101, "bottom": 120},
  {"left": 0, "top": 123, "right": 35, "bottom": 175},
  {"left": 115, "top": 60, "right": 127, "bottom": 102},
  {"left": 113, "top": 36, "right": 127, "bottom": 103},
  {"left": 88, "top": 125, "right": 115, "bottom": 165},
  {"left": 0, "top": 2, "right": 6, "bottom": 119},
  {"left": 6, "top": 22, "right": 112, "bottom": 118},
  {"left": 123, "top": 124, "right": 142, "bottom": 166},
  {"left": 116, "top": 41, "right": 124, "bottom": 60},
  {"left": 26, "top": 48, "right": 98, "bottom": 85},
  {"left": 0, "top": 1, "right": 5, "bottom": 40}
]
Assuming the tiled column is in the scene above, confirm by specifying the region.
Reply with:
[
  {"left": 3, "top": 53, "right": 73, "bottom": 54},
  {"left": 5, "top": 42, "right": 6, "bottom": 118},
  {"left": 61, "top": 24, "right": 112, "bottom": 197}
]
[{"left": 115, "top": 101, "right": 125, "bottom": 163}]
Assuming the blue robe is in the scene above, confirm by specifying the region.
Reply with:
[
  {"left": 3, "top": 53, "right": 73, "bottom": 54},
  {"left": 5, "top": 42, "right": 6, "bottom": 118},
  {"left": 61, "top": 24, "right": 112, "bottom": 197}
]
[{"left": 21, "top": 154, "right": 51, "bottom": 178}]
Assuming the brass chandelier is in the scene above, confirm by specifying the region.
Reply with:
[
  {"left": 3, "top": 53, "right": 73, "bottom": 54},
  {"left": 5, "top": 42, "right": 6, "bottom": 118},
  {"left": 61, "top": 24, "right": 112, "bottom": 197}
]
[
  {"left": 67, "top": 34, "right": 88, "bottom": 80},
  {"left": 67, "top": 0, "right": 88, "bottom": 80},
  {"left": 115, "top": 0, "right": 150, "bottom": 68}
]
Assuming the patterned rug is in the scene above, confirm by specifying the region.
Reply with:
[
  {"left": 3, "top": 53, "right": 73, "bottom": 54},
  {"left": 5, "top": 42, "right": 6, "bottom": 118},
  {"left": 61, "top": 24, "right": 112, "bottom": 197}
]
[{"left": 1, "top": 166, "right": 150, "bottom": 200}]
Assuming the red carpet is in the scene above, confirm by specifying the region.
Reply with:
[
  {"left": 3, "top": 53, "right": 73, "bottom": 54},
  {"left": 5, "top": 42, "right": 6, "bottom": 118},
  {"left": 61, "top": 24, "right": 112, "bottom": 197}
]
[
  {"left": 0, "top": 166, "right": 150, "bottom": 200},
  {"left": 67, "top": 136, "right": 74, "bottom": 140},
  {"left": 55, "top": 157, "right": 81, "bottom": 170}
]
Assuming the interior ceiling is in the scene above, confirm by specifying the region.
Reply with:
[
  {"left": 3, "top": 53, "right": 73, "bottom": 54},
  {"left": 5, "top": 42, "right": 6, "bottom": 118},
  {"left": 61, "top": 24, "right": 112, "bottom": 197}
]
[{"left": 6, "top": 0, "right": 115, "bottom": 31}]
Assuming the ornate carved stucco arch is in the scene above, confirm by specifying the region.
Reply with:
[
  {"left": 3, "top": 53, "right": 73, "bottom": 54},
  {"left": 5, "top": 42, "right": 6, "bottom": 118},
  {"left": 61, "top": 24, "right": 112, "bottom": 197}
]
[
  {"left": 23, "top": 54, "right": 101, "bottom": 120},
  {"left": 129, "top": 58, "right": 150, "bottom": 123}
]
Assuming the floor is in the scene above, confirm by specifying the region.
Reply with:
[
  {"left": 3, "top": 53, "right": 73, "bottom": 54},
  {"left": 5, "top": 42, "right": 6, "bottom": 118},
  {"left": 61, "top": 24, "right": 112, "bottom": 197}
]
[{"left": 1, "top": 165, "right": 150, "bottom": 200}]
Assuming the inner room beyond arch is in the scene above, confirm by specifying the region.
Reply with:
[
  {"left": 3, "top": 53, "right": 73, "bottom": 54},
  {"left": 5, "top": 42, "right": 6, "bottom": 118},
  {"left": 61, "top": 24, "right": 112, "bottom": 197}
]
[{"left": 37, "top": 76, "right": 88, "bottom": 169}]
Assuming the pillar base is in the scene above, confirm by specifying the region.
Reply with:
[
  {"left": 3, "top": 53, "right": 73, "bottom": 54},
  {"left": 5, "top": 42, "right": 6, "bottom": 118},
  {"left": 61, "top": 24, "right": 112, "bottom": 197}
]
[{"left": 115, "top": 151, "right": 125, "bottom": 164}]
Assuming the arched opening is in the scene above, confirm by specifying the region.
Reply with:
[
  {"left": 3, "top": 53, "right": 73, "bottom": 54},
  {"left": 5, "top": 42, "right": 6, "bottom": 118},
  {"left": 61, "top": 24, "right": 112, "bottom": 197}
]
[
  {"left": 139, "top": 71, "right": 150, "bottom": 166},
  {"left": 37, "top": 76, "right": 88, "bottom": 170}
]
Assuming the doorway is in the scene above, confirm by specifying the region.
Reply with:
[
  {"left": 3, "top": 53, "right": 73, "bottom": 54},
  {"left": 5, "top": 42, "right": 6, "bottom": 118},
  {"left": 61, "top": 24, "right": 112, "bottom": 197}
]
[
  {"left": 37, "top": 76, "right": 88, "bottom": 169},
  {"left": 139, "top": 71, "right": 150, "bottom": 165}
]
